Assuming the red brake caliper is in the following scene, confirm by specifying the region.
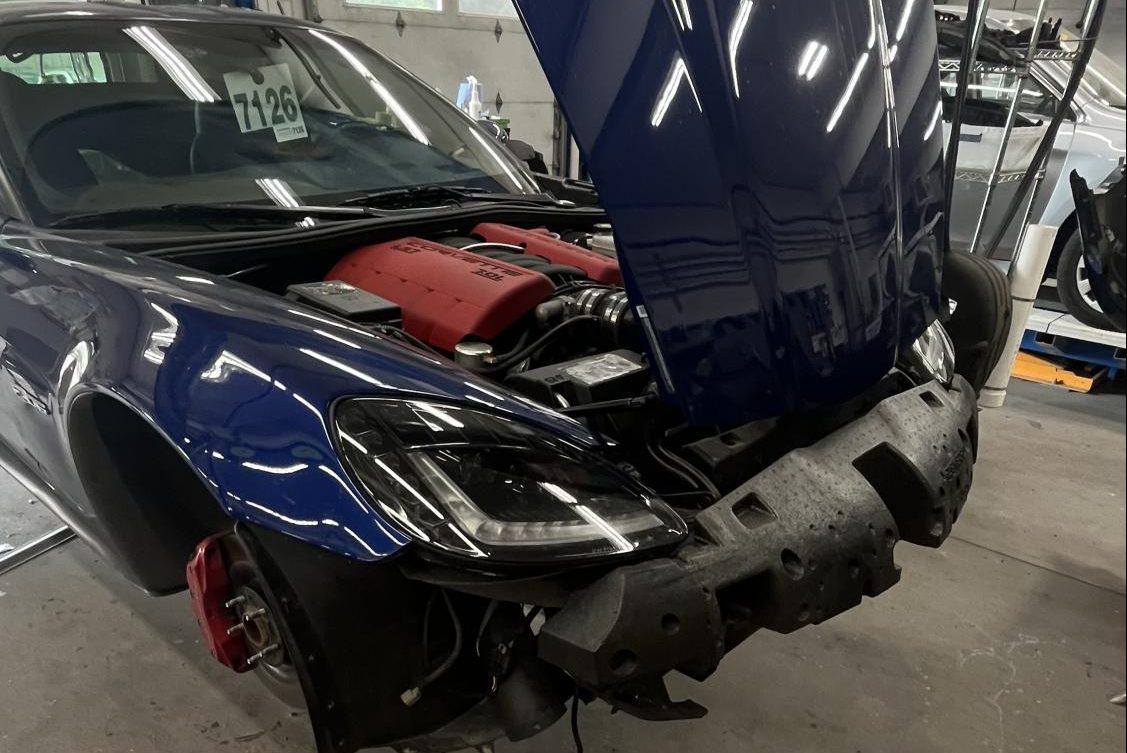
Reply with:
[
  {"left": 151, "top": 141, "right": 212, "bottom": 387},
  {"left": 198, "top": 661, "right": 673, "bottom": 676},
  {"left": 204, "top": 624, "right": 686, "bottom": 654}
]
[{"left": 186, "top": 534, "right": 251, "bottom": 673}]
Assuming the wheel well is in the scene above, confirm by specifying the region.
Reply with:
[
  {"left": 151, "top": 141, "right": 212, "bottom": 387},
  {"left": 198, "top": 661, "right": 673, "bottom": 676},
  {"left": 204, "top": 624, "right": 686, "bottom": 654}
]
[
  {"left": 68, "top": 392, "right": 231, "bottom": 594},
  {"left": 1047, "top": 211, "right": 1078, "bottom": 276}
]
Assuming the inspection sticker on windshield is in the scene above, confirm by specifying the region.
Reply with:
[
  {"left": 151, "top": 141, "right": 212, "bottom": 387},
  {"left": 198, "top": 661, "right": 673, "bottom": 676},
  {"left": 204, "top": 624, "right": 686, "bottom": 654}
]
[{"left": 223, "top": 64, "right": 307, "bottom": 143}]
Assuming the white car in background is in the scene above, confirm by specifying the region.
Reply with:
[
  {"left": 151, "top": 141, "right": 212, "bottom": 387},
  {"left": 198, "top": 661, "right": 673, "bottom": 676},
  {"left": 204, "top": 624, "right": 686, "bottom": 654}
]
[{"left": 937, "top": 5, "right": 1126, "bottom": 329}]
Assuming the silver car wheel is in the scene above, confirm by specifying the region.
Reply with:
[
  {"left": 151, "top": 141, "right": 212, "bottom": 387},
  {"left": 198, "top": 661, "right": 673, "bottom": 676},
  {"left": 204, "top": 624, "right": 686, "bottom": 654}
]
[{"left": 1075, "top": 255, "right": 1105, "bottom": 313}]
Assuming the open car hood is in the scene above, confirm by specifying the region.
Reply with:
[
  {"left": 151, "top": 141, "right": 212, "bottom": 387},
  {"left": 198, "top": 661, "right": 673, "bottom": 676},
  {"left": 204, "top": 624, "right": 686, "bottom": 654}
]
[{"left": 515, "top": 0, "right": 947, "bottom": 425}]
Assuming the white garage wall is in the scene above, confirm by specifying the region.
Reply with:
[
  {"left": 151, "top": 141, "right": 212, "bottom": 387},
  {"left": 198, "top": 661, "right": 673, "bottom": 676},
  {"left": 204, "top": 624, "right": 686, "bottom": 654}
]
[{"left": 308, "top": 0, "right": 557, "bottom": 157}]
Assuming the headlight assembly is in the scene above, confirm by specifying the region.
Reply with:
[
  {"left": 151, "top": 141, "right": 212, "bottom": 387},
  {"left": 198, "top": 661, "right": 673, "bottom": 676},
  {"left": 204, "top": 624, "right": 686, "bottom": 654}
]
[
  {"left": 902, "top": 320, "right": 955, "bottom": 384},
  {"left": 334, "top": 398, "right": 688, "bottom": 563}
]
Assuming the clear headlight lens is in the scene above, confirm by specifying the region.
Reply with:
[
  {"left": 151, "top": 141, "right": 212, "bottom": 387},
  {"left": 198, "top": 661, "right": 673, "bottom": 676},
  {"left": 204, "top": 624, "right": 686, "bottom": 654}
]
[
  {"left": 334, "top": 398, "right": 688, "bottom": 563},
  {"left": 903, "top": 320, "right": 955, "bottom": 384}
]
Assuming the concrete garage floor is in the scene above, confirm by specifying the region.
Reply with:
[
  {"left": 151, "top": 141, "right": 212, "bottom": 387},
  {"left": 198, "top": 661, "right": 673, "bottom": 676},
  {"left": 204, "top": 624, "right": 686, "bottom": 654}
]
[{"left": 1, "top": 378, "right": 1123, "bottom": 753}]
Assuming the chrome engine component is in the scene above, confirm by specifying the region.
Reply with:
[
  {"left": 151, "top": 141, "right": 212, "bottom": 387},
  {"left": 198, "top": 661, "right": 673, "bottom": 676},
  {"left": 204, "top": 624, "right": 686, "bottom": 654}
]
[{"left": 454, "top": 341, "right": 495, "bottom": 369}]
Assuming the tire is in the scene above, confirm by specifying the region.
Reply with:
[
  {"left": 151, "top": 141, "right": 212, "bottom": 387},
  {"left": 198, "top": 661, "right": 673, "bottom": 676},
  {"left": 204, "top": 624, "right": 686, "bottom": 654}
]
[
  {"left": 1056, "top": 230, "right": 1115, "bottom": 330},
  {"left": 942, "top": 249, "right": 1012, "bottom": 394}
]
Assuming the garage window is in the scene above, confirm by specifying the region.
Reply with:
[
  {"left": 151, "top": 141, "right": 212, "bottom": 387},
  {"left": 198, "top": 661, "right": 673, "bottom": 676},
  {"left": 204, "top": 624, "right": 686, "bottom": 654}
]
[
  {"left": 346, "top": 0, "right": 442, "bottom": 11},
  {"left": 459, "top": 0, "right": 517, "bottom": 17},
  {"left": 0, "top": 51, "right": 108, "bottom": 85}
]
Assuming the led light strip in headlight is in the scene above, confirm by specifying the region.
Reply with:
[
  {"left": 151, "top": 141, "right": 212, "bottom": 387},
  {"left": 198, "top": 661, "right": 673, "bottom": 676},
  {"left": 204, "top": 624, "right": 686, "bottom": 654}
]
[{"left": 334, "top": 398, "right": 687, "bottom": 563}]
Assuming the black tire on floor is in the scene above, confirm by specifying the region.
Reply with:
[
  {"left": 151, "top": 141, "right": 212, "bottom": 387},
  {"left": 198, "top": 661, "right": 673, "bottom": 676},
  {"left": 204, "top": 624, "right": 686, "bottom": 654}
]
[
  {"left": 942, "top": 249, "right": 1012, "bottom": 394},
  {"left": 1055, "top": 230, "right": 1115, "bottom": 330}
]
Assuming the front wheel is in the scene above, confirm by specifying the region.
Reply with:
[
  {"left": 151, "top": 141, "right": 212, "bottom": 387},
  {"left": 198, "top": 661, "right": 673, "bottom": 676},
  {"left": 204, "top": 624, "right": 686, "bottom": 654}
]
[{"left": 1056, "top": 230, "right": 1114, "bottom": 330}]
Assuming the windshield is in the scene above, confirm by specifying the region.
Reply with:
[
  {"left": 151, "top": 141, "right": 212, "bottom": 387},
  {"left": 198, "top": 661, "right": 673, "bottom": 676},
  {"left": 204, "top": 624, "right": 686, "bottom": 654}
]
[
  {"left": 0, "top": 19, "right": 539, "bottom": 226},
  {"left": 1052, "top": 33, "right": 1126, "bottom": 110},
  {"left": 1078, "top": 48, "right": 1127, "bottom": 109}
]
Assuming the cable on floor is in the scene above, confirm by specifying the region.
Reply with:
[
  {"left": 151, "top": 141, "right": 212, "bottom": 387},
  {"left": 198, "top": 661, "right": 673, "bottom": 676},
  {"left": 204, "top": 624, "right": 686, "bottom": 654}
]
[{"left": 571, "top": 687, "right": 584, "bottom": 753}]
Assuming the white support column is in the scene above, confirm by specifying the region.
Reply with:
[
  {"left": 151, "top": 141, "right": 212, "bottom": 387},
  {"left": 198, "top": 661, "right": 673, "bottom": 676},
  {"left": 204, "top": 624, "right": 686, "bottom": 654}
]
[{"left": 979, "top": 224, "right": 1058, "bottom": 408}]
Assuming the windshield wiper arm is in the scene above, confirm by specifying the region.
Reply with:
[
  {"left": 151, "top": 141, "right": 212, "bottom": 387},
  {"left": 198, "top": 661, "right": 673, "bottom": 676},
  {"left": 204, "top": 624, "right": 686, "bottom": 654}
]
[
  {"left": 338, "top": 184, "right": 564, "bottom": 209},
  {"left": 48, "top": 202, "right": 378, "bottom": 229},
  {"left": 273, "top": 28, "right": 341, "bottom": 109}
]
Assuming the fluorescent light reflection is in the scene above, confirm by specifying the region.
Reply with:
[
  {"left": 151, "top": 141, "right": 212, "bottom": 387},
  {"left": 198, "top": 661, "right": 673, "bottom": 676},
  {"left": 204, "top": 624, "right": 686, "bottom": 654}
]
[
  {"left": 670, "top": 0, "right": 693, "bottom": 30},
  {"left": 300, "top": 347, "right": 394, "bottom": 388},
  {"left": 923, "top": 100, "right": 943, "bottom": 141},
  {"left": 728, "top": 0, "right": 755, "bottom": 97},
  {"left": 143, "top": 302, "right": 179, "bottom": 365},
  {"left": 124, "top": 26, "right": 218, "bottom": 103},
  {"left": 651, "top": 56, "right": 701, "bottom": 128},
  {"left": 797, "top": 40, "right": 829, "bottom": 81},
  {"left": 308, "top": 29, "right": 429, "bottom": 145},
  {"left": 200, "top": 350, "right": 272, "bottom": 383},
  {"left": 241, "top": 461, "right": 309, "bottom": 475},
  {"left": 255, "top": 178, "right": 302, "bottom": 208},
  {"left": 894, "top": 0, "right": 917, "bottom": 41},
  {"left": 826, "top": 51, "right": 870, "bottom": 132}
]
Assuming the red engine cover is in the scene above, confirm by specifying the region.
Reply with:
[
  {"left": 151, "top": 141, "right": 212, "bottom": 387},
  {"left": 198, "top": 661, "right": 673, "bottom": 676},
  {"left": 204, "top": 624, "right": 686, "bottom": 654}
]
[
  {"left": 472, "top": 223, "right": 622, "bottom": 285},
  {"left": 327, "top": 237, "right": 555, "bottom": 351}
]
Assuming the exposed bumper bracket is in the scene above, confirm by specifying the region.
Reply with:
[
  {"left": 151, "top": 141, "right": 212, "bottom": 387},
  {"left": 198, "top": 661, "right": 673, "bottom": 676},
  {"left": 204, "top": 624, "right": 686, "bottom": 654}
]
[{"left": 539, "top": 377, "right": 978, "bottom": 690}]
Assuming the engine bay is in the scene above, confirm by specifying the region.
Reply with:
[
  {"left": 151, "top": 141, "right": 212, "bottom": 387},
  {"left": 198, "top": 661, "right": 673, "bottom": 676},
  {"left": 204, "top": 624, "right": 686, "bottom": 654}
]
[{"left": 231, "top": 218, "right": 898, "bottom": 514}]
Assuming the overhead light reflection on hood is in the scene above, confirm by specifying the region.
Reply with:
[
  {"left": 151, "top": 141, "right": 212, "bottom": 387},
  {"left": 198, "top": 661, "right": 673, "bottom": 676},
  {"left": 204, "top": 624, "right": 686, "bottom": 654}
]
[
  {"left": 651, "top": 56, "right": 701, "bottom": 128},
  {"left": 923, "top": 99, "right": 943, "bottom": 141},
  {"left": 865, "top": 0, "right": 878, "bottom": 48},
  {"left": 299, "top": 347, "right": 394, "bottom": 389},
  {"left": 894, "top": 0, "right": 918, "bottom": 42},
  {"left": 670, "top": 0, "right": 693, "bottom": 31},
  {"left": 727, "top": 0, "right": 755, "bottom": 97},
  {"left": 797, "top": 40, "right": 829, "bottom": 81},
  {"left": 826, "top": 51, "right": 870, "bottom": 132},
  {"left": 314, "top": 328, "right": 363, "bottom": 349},
  {"left": 825, "top": 0, "right": 883, "bottom": 134}
]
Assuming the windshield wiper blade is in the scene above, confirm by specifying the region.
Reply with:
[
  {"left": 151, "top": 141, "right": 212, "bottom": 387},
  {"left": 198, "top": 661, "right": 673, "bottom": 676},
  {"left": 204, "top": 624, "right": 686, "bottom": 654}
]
[
  {"left": 48, "top": 202, "right": 378, "bottom": 229},
  {"left": 338, "top": 184, "right": 564, "bottom": 209}
]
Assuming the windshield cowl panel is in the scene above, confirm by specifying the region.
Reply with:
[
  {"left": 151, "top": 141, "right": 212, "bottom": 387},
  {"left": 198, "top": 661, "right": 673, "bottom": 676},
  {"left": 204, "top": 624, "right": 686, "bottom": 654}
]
[{"left": 0, "top": 20, "right": 538, "bottom": 227}]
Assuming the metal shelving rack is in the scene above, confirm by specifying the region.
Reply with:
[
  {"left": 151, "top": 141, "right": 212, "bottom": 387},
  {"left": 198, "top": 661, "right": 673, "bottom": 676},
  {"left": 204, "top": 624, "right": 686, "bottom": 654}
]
[{"left": 943, "top": 0, "right": 1097, "bottom": 257}]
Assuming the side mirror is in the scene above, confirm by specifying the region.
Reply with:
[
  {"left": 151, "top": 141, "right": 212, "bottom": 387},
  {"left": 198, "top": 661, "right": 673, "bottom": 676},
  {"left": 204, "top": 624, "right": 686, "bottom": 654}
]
[
  {"left": 476, "top": 117, "right": 509, "bottom": 143},
  {"left": 504, "top": 139, "right": 548, "bottom": 175}
]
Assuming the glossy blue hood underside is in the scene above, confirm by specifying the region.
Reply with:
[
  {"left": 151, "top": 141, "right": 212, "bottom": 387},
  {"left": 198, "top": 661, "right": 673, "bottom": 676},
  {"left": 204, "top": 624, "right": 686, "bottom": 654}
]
[{"left": 515, "top": 0, "right": 946, "bottom": 426}]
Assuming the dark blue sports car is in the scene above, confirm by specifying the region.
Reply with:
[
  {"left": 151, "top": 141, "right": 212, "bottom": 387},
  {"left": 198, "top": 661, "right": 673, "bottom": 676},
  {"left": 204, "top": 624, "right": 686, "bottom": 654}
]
[{"left": 0, "top": 2, "right": 1008, "bottom": 751}]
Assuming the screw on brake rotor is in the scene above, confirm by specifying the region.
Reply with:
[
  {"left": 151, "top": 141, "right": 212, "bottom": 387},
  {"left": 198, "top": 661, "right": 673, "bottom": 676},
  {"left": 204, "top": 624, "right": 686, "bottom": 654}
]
[{"left": 226, "top": 588, "right": 283, "bottom": 669}]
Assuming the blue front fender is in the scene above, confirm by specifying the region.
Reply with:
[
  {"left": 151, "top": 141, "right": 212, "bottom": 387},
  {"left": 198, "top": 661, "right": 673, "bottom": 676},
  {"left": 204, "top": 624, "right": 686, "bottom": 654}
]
[{"left": 0, "top": 230, "right": 595, "bottom": 574}]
